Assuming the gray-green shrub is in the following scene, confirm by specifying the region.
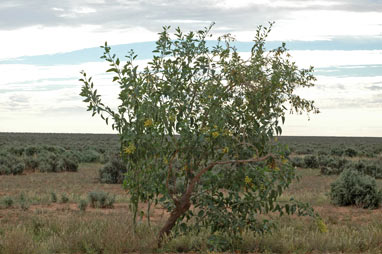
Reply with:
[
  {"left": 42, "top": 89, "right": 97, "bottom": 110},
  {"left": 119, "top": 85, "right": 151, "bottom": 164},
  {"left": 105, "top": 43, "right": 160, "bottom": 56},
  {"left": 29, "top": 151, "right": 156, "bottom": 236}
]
[
  {"left": 60, "top": 194, "right": 69, "bottom": 203},
  {"left": 344, "top": 147, "right": 358, "bottom": 157},
  {"left": 57, "top": 152, "right": 79, "bottom": 172},
  {"left": 88, "top": 191, "right": 115, "bottom": 208},
  {"left": 330, "top": 169, "right": 382, "bottom": 209},
  {"left": 3, "top": 196, "right": 14, "bottom": 208},
  {"left": 304, "top": 155, "right": 319, "bottom": 168},
  {"left": 99, "top": 156, "right": 127, "bottom": 184},
  {"left": 78, "top": 199, "right": 88, "bottom": 211}
]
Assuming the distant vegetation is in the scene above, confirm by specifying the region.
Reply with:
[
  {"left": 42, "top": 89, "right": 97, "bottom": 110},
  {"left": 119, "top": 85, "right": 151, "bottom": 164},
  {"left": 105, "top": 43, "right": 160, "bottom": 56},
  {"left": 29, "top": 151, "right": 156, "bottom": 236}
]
[{"left": 0, "top": 132, "right": 120, "bottom": 176}]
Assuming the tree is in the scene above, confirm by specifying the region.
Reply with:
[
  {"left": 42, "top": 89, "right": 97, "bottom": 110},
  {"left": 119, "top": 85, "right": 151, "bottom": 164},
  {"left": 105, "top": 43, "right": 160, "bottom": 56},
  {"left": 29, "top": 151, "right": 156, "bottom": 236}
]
[{"left": 79, "top": 22, "right": 319, "bottom": 247}]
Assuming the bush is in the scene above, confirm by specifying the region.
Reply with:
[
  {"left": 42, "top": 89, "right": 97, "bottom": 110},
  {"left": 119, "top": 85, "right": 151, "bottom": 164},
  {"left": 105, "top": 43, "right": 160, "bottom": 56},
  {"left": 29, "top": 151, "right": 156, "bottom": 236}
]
[
  {"left": 78, "top": 199, "right": 88, "bottom": 211},
  {"left": 331, "top": 148, "right": 344, "bottom": 157},
  {"left": 295, "top": 148, "right": 314, "bottom": 155},
  {"left": 88, "top": 191, "right": 115, "bottom": 208},
  {"left": 304, "top": 155, "right": 319, "bottom": 168},
  {"left": 349, "top": 159, "right": 382, "bottom": 179},
  {"left": 320, "top": 166, "right": 343, "bottom": 175},
  {"left": 12, "top": 162, "right": 25, "bottom": 175},
  {"left": 38, "top": 152, "right": 59, "bottom": 172},
  {"left": 344, "top": 148, "right": 358, "bottom": 157},
  {"left": 60, "top": 194, "right": 69, "bottom": 203},
  {"left": 320, "top": 157, "right": 351, "bottom": 176},
  {"left": 330, "top": 169, "right": 382, "bottom": 209},
  {"left": 2, "top": 196, "right": 14, "bottom": 208},
  {"left": 80, "top": 149, "right": 100, "bottom": 163},
  {"left": 8, "top": 146, "right": 24, "bottom": 156},
  {"left": 25, "top": 145, "right": 40, "bottom": 156},
  {"left": 57, "top": 152, "right": 79, "bottom": 172},
  {"left": 318, "top": 155, "right": 331, "bottom": 167},
  {"left": 37, "top": 150, "right": 78, "bottom": 173},
  {"left": 290, "top": 157, "right": 305, "bottom": 168},
  {"left": 24, "top": 157, "right": 39, "bottom": 171},
  {"left": 317, "top": 150, "right": 328, "bottom": 156},
  {"left": 0, "top": 164, "right": 11, "bottom": 175},
  {"left": 50, "top": 192, "right": 57, "bottom": 203},
  {"left": 0, "top": 152, "right": 23, "bottom": 175},
  {"left": 99, "top": 156, "right": 127, "bottom": 183}
]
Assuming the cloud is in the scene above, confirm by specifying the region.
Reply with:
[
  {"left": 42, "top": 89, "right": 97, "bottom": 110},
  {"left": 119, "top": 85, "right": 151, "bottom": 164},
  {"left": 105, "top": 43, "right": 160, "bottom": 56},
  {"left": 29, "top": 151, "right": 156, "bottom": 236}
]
[
  {"left": 366, "top": 85, "right": 382, "bottom": 91},
  {"left": 1, "top": 0, "right": 382, "bottom": 59},
  {"left": 0, "top": 0, "right": 279, "bottom": 31},
  {"left": 2, "top": 0, "right": 381, "bottom": 35},
  {"left": 6, "top": 94, "right": 30, "bottom": 110}
]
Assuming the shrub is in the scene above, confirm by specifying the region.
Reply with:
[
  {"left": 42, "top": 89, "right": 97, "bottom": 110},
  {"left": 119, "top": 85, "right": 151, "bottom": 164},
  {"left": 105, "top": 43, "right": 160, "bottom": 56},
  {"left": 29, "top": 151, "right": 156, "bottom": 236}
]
[
  {"left": 3, "top": 196, "right": 14, "bottom": 208},
  {"left": 320, "top": 157, "right": 351, "bottom": 176},
  {"left": 344, "top": 147, "right": 358, "bottom": 157},
  {"left": 0, "top": 164, "right": 11, "bottom": 175},
  {"left": 334, "top": 157, "right": 350, "bottom": 169},
  {"left": 348, "top": 160, "right": 382, "bottom": 179},
  {"left": 57, "top": 152, "right": 79, "bottom": 172},
  {"left": 80, "top": 149, "right": 100, "bottom": 163},
  {"left": 50, "top": 192, "right": 57, "bottom": 203},
  {"left": 320, "top": 166, "right": 343, "bottom": 175},
  {"left": 20, "top": 201, "right": 29, "bottom": 211},
  {"left": 38, "top": 152, "right": 59, "bottom": 172},
  {"left": 24, "top": 157, "right": 39, "bottom": 171},
  {"left": 12, "top": 162, "right": 25, "bottom": 175},
  {"left": 8, "top": 146, "right": 24, "bottom": 156},
  {"left": 99, "top": 156, "right": 127, "bottom": 183},
  {"left": 318, "top": 155, "right": 331, "bottom": 167},
  {"left": 88, "top": 191, "right": 115, "bottom": 208},
  {"left": 0, "top": 152, "right": 23, "bottom": 175},
  {"left": 78, "top": 199, "right": 88, "bottom": 211},
  {"left": 331, "top": 148, "right": 344, "bottom": 157},
  {"left": 295, "top": 148, "right": 314, "bottom": 155},
  {"left": 25, "top": 145, "right": 39, "bottom": 156},
  {"left": 304, "top": 155, "right": 319, "bottom": 168},
  {"left": 290, "top": 157, "right": 305, "bottom": 168},
  {"left": 330, "top": 169, "right": 382, "bottom": 209},
  {"left": 317, "top": 150, "right": 328, "bottom": 156},
  {"left": 60, "top": 194, "right": 69, "bottom": 203}
]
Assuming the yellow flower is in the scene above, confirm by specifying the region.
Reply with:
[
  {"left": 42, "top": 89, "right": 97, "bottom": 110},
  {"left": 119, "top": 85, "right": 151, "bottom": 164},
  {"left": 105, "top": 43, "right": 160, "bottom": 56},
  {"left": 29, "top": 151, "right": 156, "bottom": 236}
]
[
  {"left": 274, "top": 167, "right": 280, "bottom": 171},
  {"left": 123, "top": 143, "right": 136, "bottom": 155},
  {"left": 144, "top": 118, "right": 153, "bottom": 127},
  {"left": 163, "top": 158, "right": 168, "bottom": 164},
  {"left": 317, "top": 219, "right": 328, "bottom": 233},
  {"left": 222, "top": 147, "right": 229, "bottom": 153},
  {"left": 211, "top": 131, "right": 219, "bottom": 138},
  {"left": 282, "top": 159, "right": 288, "bottom": 164},
  {"left": 244, "top": 176, "right": 252, "bottom": 185}
]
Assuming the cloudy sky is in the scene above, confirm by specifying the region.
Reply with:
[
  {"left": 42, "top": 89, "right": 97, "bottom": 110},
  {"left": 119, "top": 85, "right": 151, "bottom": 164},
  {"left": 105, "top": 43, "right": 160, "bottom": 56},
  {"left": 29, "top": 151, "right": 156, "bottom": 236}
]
[{"left": 1, "top": 0, "right": 382, "bottom": 136}]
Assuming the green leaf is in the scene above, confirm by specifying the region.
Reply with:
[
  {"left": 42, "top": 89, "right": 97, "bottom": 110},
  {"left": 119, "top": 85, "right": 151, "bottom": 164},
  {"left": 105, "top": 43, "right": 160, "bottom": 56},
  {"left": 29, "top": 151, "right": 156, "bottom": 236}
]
[{"left": 106, "top": 68, "right": 118, "bottom": 73}]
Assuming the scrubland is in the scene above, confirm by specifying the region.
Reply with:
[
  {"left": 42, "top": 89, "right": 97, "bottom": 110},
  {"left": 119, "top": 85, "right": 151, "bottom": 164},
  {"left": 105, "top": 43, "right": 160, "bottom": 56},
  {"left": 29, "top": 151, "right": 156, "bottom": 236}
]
[{"left": 1, "top": 133, "right": 382, "bottom": 253}]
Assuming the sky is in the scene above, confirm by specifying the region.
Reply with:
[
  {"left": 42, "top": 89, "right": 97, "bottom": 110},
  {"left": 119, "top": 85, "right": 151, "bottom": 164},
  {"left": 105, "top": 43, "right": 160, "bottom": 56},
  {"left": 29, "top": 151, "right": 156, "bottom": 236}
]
[{"left": 0, "top": 0, "right": 382, "bottom": 136}]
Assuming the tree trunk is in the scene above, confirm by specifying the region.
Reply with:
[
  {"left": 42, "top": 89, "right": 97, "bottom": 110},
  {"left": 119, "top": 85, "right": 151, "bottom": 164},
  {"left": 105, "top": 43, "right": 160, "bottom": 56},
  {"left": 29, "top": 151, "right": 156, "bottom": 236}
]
[{"left": 157, "top": 196, "right": 191, "bottom": 247}]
